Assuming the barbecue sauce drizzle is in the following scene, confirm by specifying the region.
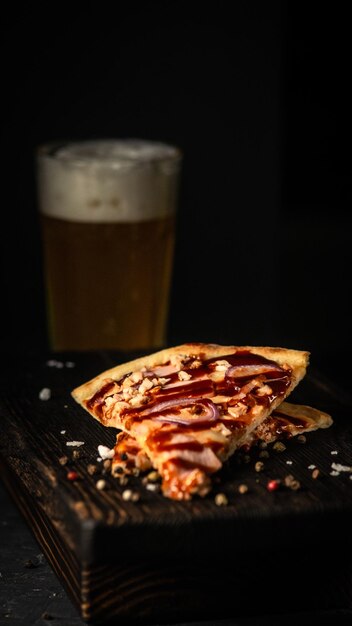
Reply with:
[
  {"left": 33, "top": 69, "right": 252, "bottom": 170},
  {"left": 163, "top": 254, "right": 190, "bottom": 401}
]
[{"left": 88, "top": 351, "right": 293, "bottom": 484}]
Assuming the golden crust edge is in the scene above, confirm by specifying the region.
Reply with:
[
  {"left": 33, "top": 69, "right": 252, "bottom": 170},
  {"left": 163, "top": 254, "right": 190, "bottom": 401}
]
[{"left": 277, "top": 400, "right": 333, "bottom": 429}]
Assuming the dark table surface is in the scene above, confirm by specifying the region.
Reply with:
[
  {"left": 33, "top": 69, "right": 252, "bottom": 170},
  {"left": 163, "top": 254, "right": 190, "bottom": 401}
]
[{"left": 1, "top": 349, "right": 352, "bottom": 626}]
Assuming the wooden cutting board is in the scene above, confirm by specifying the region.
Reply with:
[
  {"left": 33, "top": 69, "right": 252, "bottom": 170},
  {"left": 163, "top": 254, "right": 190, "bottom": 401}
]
[{"left": 1, "top": 351, "right": 352, "bottom": 624}]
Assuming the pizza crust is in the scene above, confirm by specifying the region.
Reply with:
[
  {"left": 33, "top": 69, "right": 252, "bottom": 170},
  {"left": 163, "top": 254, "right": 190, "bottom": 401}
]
[{"left": 72, "top": 343, "right": 310, "bottom": 424}]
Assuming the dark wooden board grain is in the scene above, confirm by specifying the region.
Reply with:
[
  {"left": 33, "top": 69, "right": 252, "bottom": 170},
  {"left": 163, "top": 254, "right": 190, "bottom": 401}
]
[{"left": 1, "top": 351, "right": 352, "bottom": 624}]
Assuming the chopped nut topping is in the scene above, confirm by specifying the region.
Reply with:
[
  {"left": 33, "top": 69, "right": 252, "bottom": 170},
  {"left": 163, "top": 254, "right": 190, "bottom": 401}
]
[
  {"left": 139, "top": 378, "right": 154, "bottom": 394},
  {"left": 215, "top": 492, "right": 228, "bottom": 506},
  {"left": 272, "top": 441, "right": 286, "bottom": 453},
  {"left": 256, "top": 384, "right": 272, "bottom": 396},
  {"left": 147, "top": 470, "right": 160, "bottom": 482},
  {"left": 130, "top": 370, "right": 143, "bottom": 383},
  {"left": 189, "top": 359, "right": 202, "bottom": 369},
  {"left": 284, "top": 474, "right": 301, "bottom": 490},
  {"left": 214, "top": 360, "right": 230, "bottom": 371},
  {"left": 259, "top": 450, "right": 270, "bottom": 459},
  {"left": 178, "top": 370, "right": 192, "bottom": 381},
  {"left": 122, "top": 489, "right": 133, "bottom": 501}
]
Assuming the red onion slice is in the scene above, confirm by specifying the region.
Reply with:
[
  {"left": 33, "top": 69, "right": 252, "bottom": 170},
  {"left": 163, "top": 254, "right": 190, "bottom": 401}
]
[
  {"left": 141, "top": 397, "right": 219, "bottom": 426},
  {"left": 226, "top": 364, "right": 283, "bottom": 379}
]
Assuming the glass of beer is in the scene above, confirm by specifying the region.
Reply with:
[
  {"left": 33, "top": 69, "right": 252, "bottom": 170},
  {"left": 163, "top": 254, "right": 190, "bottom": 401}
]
[{"left": 36, "top": 139, "right": 182, "bottom": 351}]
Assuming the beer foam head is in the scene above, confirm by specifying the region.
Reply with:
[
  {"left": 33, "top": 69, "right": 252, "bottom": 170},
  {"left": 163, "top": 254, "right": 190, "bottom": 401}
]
[{"left": 37, "top": 139, "right": 181, "bottom": 223}]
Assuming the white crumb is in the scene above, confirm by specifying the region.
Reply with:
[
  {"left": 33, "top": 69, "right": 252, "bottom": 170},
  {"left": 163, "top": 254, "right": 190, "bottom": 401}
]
[
  {"left": 66, "top": 441, "right": 85, "bottom": 447},
  {"left": 331, "top": 462, "right": 352, "bottom": 473},
  {"left": 60, "top": 430, "right": 66, "bottom": 435},
  {"left": 286, "top": 460, "right": 293, "bottom": 465},
  {"left": 46, "top": 359, "right": 64, "bottom": 368},
  {"left": 330, "top": 470, "right": 340, "bottom": 476},
  {"left": 308, "top": 464, "right": 316, "bottom": 470},
  {"left": 331, "top": 450, "right": 338, "bottom": 455},
  {"left": 97, "top": 445, "right": 115, "bottom": 460},
  {"left": 65, "top": 361, "right": 75, "bottom": 368},
  {"left": 39, "top": 388, "right": 51, "bottom": 401}
]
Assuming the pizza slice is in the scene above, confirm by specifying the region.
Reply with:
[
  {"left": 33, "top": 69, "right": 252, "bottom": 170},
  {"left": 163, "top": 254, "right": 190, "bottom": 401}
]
[
  {"left": 110, "top": 401, "right": 333, "bottom": 476},
  {"left": 72, "top": 343, "right": 309, "bottom": 499},
  {"left": 251, "top": 400, "right": 333, "bottom": 444}
]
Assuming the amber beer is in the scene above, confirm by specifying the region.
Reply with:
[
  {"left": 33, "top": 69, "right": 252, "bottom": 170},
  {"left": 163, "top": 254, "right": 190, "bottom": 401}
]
[{"left": 37, "top": 140, "right": 181, "bottom": 351}]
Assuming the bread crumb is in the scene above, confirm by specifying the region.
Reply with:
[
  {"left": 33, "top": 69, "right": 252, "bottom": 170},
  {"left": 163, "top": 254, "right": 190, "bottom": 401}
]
[
  {"left": 66, "top": 441, "right": 85, "bottom": 447},
  {"left": 39, "top": 388, "right": 51, "bottom": 401},
  {"left": 97, "top": 445, "right": 115, "bottom": 460}
]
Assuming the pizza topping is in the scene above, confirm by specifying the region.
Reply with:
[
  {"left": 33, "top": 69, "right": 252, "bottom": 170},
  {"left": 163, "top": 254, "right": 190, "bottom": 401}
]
[{"left": 139, "top": 397, "right": 220, "bottom": 426}]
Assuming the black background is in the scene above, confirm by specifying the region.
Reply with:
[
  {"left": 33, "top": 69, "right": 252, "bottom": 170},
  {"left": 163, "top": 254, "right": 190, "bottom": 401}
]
[{"left": 1, "top": 1, "right": 351, "bottom": 365}]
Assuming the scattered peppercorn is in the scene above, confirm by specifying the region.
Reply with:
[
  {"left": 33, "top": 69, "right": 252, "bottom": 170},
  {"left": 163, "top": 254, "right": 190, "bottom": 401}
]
[
  {"left": 255, "top": 461, "right": 264, "bottom": 472},
  {"left": 297, "top": 434, "right": 307, "bottom": 444},
  {"left": 267, "top": 479, "right": 280, "bottom": 492},
  {"left": 238, "top": 484, "right": 248, "bottom": 494},
  {"left": 312, "top": 468, "right": 320, "bottom": 479},
  {"left": 96, "top": 479, "right": 106, "bottom": 490},
  {"left": 122, "top": 489, "right": 133, "bottom": 501},
  {"left": 103, "top": 459, "right": 111, "bottom": 471},
  {"left": 72, "top": 450, "right": 81, "bottom": 460},
  {"left": 58, "top": 456, "right": 68, "bottom": 466},
  {"left": 67, "top": 470, "right": 79, "bottom": 481}
]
